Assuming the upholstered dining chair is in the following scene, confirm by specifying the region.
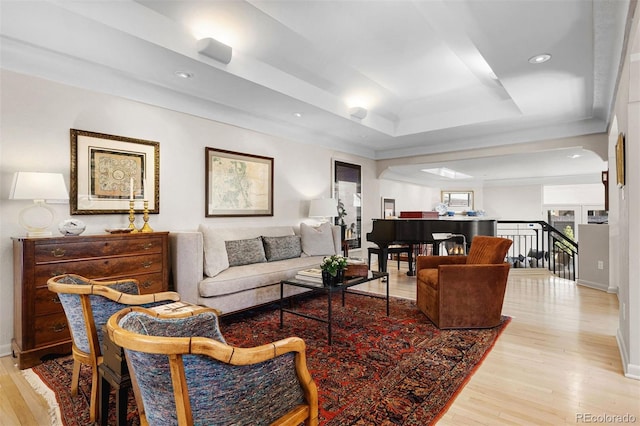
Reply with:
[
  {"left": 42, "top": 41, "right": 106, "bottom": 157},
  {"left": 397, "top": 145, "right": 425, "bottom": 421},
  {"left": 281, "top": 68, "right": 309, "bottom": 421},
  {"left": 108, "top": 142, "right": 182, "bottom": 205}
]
[
  {"left": 47, "top": 273, "right": 181, "bottom": 422},
  {"left": 107, "top": 306, "right": 319, "bottom": 426},
  {"left": 416, "top": 236, "right": 513, "bottom": 329}
]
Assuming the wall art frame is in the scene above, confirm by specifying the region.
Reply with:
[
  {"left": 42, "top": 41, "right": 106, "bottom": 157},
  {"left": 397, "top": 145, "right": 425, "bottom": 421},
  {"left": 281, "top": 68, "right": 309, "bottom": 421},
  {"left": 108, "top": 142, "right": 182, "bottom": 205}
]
[
  {"left": 382, "top": 198, "right": 396, "bottom": 218},
  {"left": 616, "top": 132, "right": 625, "bottom": 187},
  {"left": 70, "top": 129, "right": 159, "bottom": 215},
  {"left": 205, "top": 147, "right": 274, "bottom": 217}
]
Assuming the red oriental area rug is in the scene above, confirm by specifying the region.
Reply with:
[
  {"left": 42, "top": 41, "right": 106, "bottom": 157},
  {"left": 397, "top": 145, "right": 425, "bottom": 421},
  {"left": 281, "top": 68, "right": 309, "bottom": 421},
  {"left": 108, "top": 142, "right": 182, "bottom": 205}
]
[{"left": 29, "top": 292, "right": 509, "bottom": 425}]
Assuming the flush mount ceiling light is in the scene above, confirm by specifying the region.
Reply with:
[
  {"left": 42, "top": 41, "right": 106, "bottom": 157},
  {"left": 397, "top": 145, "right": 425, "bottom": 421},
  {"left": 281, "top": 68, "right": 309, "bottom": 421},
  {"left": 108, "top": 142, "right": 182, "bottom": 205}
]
[
  {"left": 349, "top": 106, "right": 367, "bottom": 120},
  {"left": 421, "top": 167, "right": 473, "bottom": 179},
  {"left": 528, "top": 53, "right": 552, "bottom": 64},
  {"left": 197, "top": 37, "right": 232, "bottom": 64},
  {"left": 293, "top": 112, "right": 303, "bottom": 118},
  {"left": 174, "top": 71, "right": 193, "bottom": 79}
]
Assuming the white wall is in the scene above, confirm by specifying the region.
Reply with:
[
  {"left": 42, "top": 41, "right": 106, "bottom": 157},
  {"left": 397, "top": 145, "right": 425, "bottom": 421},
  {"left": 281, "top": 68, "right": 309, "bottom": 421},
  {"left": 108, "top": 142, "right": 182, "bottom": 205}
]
[
  {"left": 378, "top": 179, "right": 440, "bottom": 217},
  {"left": 610, "top": 10, "right": 640, "bottom": 379},
  {"left": 0, "top": 70, "right": 376, "bottom": 355},
  {"left": 484, "top": 185, "right": 544, "bottom": 220}
]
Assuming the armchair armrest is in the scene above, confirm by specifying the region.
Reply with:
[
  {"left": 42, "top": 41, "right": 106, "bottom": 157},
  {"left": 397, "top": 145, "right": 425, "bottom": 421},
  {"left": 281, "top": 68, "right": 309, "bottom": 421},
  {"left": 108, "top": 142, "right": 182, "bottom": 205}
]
[{"left": 416, "top": 255, "right": 467, "bottom": 271}]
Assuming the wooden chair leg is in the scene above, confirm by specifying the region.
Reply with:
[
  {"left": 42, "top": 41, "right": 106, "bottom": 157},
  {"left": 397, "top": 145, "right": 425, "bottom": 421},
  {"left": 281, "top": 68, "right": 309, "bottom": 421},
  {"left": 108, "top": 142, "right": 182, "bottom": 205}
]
[
  {"left": 89, "top": 365, "right": 99, "bottom": 422},
  {"left": 71, "top": 359, "right": 81, "bottom": 396}
]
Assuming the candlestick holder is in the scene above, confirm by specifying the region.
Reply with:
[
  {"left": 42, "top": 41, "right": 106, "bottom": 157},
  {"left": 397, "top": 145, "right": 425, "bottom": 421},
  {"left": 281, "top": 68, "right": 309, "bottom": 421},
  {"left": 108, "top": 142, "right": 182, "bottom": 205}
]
[
  {"left": 139, "top": 200, "right": 154, "bottom": 233},
  {"left": 128, "top": 201, "right": 139, "bottom": 233}
]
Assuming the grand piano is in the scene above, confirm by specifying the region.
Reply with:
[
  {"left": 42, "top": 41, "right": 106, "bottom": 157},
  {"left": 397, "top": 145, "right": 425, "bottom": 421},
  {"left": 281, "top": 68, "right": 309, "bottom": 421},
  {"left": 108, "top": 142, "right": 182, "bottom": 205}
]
[{"left": 366, "top": 217, "right": 497, "bottom": 275}]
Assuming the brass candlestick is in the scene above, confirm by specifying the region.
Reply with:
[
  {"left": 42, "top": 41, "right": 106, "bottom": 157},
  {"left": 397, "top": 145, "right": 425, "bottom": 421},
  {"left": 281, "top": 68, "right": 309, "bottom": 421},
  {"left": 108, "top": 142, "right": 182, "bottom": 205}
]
[
  {"left": 128, "top": 201, "right": 139, "bottom": 233},
  {"left": 139, "top": 200, "right": 153, "bottom": 233}
]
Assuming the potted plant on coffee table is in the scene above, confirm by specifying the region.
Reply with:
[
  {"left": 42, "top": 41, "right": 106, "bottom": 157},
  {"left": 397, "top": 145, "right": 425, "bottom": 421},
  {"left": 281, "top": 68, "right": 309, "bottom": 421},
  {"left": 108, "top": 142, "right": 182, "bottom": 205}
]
[{"left": 320, "top": 254, "right": 348, "bottom": 287}]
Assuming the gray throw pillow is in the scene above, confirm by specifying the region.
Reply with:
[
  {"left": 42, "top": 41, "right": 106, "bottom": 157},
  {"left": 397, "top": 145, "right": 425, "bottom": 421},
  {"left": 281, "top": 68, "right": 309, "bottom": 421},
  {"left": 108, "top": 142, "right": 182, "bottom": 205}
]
[
  {"left": 262, "top": 235, "right": 302, "bottom": 261},
  {"left": 225, "top": 237, "right": 267, "bottom": 266}
]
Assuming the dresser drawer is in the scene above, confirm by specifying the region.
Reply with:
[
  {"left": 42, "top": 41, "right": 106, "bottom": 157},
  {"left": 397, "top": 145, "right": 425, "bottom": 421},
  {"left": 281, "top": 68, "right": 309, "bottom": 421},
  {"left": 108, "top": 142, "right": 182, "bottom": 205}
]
[
  {"left": 34, "top": 236, "right": 164, "bottom": 263},
  {"left": 118, "top": 272, "right": 165, "bottom": 294},
  {"left": 35, "top": 287, "right": 64, "bottom": 316},
  {"left": 35, "top": 312, "right": 70, "bottom": 347},
  {"left": 34, "top": 253, "right": 165, "bottom": 284}
]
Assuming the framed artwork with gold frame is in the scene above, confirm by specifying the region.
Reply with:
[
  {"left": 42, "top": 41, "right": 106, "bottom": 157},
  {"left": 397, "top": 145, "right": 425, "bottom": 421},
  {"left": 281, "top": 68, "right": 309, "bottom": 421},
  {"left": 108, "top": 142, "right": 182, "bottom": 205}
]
[
  {"left": 70, "top": 129, "right": 160, "bottom": 214},
  {"left": 616, "top": 132, "right": 625, "bottom": 187}
]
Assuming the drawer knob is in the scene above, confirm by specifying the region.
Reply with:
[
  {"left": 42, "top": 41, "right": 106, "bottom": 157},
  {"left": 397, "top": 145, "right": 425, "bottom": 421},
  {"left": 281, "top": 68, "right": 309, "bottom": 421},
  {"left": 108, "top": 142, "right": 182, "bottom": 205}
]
[
  {"left": 142, "top": 261, "right": 153, "bottom": 269},
  {"left": 142, "top": 243, "right": 153, "bottom": 250},
  {"left": 51, "top": 296, "right": 61, "bottom": 304},
  {"left": 141, "top": 280, "right": 152, "bottom": 288},
  {"left": 51, "top": 322, "right": 67, "bottom": 333},
  {"left": 51, "top": 248, "right": 66, "bottom": 257}
]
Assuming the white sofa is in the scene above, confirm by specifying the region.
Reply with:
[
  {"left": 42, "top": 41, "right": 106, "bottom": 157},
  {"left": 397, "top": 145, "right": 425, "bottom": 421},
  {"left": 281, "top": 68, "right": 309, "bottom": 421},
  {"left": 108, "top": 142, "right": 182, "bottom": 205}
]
[{"left": 169, "top": 222, "right": 342, "bottom": 314}]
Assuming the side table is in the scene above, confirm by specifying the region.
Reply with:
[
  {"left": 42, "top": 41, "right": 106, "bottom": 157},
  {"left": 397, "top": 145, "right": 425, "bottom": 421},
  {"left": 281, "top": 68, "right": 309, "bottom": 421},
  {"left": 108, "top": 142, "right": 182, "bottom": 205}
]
[{"left": 99, "top": 325, "right": 131, "bottom": 426}]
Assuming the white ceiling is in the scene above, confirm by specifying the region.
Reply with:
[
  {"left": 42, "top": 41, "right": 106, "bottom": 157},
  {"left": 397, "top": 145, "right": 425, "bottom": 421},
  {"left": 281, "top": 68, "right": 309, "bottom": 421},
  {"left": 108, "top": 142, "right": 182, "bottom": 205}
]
[{"left": 0, "top": 0, "right": 633, "bottom": 186}]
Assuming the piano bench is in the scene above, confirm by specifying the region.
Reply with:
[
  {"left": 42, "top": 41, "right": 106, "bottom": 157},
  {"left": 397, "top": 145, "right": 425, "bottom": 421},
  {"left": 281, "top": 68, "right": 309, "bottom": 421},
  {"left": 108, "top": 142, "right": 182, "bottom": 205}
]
[{"left": 368, "top": 246, "right": 413, "bottom": 271}]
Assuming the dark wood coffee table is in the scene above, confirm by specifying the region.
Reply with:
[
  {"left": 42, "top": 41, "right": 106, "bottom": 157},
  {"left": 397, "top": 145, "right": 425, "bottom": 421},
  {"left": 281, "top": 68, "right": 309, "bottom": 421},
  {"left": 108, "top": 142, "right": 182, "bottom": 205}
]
[{"left": 280, "top": 270, "right": 389, "bottom": 345}]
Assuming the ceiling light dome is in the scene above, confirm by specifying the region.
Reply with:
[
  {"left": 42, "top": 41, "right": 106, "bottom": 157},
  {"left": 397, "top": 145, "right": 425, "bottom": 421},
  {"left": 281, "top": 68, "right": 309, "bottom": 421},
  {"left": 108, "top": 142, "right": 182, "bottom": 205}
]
[{"left": 528, "top": 54, "right": 552, "bottom": 64}]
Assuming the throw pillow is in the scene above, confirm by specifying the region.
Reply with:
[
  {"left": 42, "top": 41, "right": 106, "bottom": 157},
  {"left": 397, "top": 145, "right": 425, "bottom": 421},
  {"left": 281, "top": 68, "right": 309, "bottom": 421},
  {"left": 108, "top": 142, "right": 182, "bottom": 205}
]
[
  {"left": 300, "top": 222, "right": 336, "bottom": 256},
  {"left": 200, "top": 225, "right": 232, "bottom": 277},
  {"left": 262, "top": 235, "right": 302, "bottom": 261},
  {"left": 225, "top": 237, "right": 267, "bottom": 266}
]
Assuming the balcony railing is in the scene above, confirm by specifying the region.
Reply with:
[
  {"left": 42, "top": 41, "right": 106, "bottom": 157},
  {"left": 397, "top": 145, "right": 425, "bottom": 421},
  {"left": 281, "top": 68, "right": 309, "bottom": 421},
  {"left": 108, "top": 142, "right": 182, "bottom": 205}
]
[{"left": 497, "top": 220, "right": 578, "bottom": 281}]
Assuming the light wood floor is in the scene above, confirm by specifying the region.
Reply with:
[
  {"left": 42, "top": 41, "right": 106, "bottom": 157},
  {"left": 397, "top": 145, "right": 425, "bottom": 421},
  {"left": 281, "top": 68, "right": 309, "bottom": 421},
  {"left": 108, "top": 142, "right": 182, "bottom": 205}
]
[{"left": 2, "top": 267, "right": 639, "bottom": 425}]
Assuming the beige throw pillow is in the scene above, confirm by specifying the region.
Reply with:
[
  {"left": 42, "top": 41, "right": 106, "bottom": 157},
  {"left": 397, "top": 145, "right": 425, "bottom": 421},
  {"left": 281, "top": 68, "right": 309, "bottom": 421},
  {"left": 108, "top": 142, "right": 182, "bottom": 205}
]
[{"left": 300, "top": 222, "right": 337, "bottom": 256}]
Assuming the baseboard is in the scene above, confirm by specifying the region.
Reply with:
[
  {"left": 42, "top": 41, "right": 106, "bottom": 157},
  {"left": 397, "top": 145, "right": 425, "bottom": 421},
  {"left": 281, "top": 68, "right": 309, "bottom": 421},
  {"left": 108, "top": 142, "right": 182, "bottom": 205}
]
[
  {"left": 576, "top": 279, "right": 609, "bottom": 292},
  {"left": 508, "top": 268, "right": 552, "bottom": 276},
  {"left": 0, "top": 343, "right": 12, "bottom": 358},
  {"left": 616, "top": 328, "right": 640, "bottom": 380}
]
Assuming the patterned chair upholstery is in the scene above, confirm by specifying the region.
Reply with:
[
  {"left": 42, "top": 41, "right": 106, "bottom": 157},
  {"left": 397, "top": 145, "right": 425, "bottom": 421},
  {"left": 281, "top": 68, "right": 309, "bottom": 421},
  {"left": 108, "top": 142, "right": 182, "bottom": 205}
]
[
  {"left": 416, "top": 236, "right": 513, "bottom": 329},
  {"left": 47, "top": 274, "right": 181, "bottom": 422},
  {"left": 107, "top": 306, "right": 319, "bottom": 426}
]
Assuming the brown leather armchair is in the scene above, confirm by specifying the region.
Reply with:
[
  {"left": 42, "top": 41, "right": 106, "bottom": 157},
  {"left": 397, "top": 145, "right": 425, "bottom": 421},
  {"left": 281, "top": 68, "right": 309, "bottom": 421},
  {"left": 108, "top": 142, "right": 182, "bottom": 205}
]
[{"left": 416, "top": 236, "right": 513, "bottom": 329}]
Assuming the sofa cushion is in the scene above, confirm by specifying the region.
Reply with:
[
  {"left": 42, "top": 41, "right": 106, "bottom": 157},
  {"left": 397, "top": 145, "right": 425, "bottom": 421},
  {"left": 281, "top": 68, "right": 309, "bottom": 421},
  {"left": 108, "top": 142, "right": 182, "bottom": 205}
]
[
  {"left": 199, "top": 256, "right": 324, "bottom": 298},
  {"left": 262, "top": 235, "right": 302, "bottom": 262},
  {"left": 300, "top": 222, "right": 337, "bottom": 256},
  {"left": 225, "top": 237, "right": 267, "bottom": 266},
  {"left": 200, "top": 225, "right": 295, "bottom": 277}
]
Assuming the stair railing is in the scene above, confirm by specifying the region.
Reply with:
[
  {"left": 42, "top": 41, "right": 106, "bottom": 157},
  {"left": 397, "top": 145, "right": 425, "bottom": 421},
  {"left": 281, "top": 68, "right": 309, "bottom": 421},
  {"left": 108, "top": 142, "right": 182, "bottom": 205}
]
[{"left": 497, "top": 220, "right": 578, "bottom": 280}]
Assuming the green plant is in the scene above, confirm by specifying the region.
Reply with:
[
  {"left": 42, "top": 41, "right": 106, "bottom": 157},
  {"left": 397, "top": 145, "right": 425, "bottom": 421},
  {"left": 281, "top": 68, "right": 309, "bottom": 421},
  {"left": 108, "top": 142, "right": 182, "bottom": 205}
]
[
  {"left": 320, "top": 254, "right": 348, "bottom": 277},
  {"left": 555, "top": 225, "right": 575, "bottom": 253}
]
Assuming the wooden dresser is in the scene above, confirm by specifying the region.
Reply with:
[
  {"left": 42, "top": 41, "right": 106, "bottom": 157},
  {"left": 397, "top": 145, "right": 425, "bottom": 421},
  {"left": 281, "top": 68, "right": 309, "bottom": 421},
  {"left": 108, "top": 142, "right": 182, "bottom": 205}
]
[{"left": 12, "top": 232, "right": 169, "bottom": 369}]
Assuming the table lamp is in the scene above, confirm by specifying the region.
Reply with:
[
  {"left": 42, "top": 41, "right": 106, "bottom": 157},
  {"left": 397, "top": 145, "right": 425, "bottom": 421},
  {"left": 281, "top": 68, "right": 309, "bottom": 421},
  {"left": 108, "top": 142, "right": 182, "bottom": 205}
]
[
  {"left": 309, "top": 198, "right": 337, "bottom": 223},
  {"left": 10, "top": 171, "right": 69, "bottom": 236}
]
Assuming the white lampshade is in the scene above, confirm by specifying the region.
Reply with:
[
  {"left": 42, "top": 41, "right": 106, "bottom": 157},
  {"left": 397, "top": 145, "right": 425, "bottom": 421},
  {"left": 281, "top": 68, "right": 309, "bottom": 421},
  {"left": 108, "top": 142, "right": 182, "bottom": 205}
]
[
  {"left": 10, "top": 172, "right": 69, "bottom": 237},
  {"left": 309, "top": 198, "right": 337, "bottom": 221},
  {"left": 10, "top": 172, "right": 69, "bottom": 201}
]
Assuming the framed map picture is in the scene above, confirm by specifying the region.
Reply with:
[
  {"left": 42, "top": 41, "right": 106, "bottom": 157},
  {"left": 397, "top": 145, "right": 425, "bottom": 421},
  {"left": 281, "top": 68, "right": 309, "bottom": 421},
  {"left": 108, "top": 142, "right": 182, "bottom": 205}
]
[
  {"left": 205, "top": 147, "right": 274, "bottom": 217},
  {"left": 70, "top": 129, "right": 159, "bottom": 214}
]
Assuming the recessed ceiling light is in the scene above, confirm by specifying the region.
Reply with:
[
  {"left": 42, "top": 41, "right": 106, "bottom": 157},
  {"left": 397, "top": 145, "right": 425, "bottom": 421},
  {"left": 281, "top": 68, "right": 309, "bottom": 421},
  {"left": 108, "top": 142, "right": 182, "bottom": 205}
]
[
  {"left": 528, "top": 54, "right": 551, "bottom": 64},
  {"left": 293, "top": 112, "right": 303, "bottom": 118},
  {"left": 174, "top": 71, "right": 194, "bottom": 79},
  {"left": 569, "top": 154, "right": 581, "bottom": 159}
]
